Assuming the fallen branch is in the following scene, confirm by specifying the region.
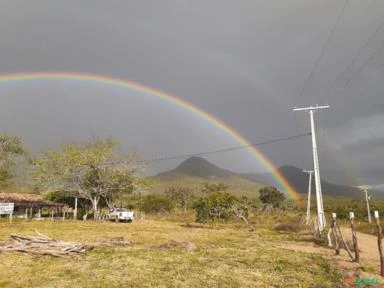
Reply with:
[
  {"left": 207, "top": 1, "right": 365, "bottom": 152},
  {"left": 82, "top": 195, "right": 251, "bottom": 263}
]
[{"left": 0, "top": 230, "right": 92, "bottom": 257}]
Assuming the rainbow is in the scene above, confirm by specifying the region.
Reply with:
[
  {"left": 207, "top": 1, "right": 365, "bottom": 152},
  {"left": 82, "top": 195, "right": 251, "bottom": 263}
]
[{"left": 0, "top": 72, "right": 301, "bottom": 202}]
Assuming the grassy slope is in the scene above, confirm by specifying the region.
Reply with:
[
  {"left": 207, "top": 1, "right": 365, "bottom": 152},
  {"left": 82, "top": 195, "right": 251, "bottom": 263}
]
[
  {"left": 0, "top": 215, "right": 342, "bottom": 288},
  {"left": 148, "top": 173, "right": 263, "bottom": 199}
]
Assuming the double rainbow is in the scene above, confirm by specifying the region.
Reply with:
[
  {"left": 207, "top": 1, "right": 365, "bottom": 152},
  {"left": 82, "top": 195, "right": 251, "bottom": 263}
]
[{"left": 0, "top": 72, "right": 301, "bottom": 202}]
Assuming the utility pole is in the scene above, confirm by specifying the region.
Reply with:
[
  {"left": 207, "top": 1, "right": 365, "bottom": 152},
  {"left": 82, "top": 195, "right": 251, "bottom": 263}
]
[
  {"left": 293, "top": 105, "right": 329, "bottom": 232},
  {"left": 303, "top": 170, "right": 314, "bottom": 225},
  {"left": 358, "top": 186, "right": 372, "bottom": 223}
]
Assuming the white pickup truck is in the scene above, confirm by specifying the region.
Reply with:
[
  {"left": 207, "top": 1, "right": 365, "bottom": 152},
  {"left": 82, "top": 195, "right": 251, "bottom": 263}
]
[{"left": 109, "top": 208, "right": 134, "bottom": 223}]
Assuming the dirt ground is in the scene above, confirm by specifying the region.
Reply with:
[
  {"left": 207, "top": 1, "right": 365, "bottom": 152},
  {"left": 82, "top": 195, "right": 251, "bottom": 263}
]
[{"left": 276, "top": 227, "right": 384, "bottom": 287}]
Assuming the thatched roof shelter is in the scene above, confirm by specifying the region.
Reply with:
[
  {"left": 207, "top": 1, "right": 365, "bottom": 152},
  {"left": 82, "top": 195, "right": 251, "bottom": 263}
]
[{"left": 0, "top": 193, "right": 65, "bottom": 208}]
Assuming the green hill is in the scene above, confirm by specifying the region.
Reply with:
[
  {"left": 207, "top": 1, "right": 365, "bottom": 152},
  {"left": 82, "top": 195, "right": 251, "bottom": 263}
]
[{"left": 149, "top": 157, "right": 264, "bottom": 199}]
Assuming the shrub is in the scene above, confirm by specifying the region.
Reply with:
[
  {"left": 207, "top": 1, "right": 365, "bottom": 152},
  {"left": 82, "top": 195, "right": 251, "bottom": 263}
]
[
  {"left": 193, "top": 191, "right": 237, "bottom": 223},
  {"left": 259, "top": 186, "right": 285, "bottom": 208},
  {"left": 141, "top": 195, "right": 174, "bottom": 213}
]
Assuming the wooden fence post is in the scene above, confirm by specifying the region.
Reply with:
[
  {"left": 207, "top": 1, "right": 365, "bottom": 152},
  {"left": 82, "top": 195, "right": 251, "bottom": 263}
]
[
  {"left": 374, "top": 211, "right": 384, "bottom": 276},
  {"left": 331, "top": 213, "right": 340, "bottom": 255},
  {"left": 350, "top": 212, "right": 359, "bottom": 263}
]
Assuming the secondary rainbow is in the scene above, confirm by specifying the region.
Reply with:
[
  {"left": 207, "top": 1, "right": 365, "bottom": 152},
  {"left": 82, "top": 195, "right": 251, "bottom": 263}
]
[{"left": 0, "top": 72, "right": 301, "bottom": 202}]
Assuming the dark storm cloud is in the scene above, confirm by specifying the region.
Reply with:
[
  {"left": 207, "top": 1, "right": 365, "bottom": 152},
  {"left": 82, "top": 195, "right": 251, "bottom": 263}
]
[
  {"left": 0, "top": 0, "right": 383, "bottom": 187},
  {"left": 344, "top": 138, "right": 384, "bottom": 153}
]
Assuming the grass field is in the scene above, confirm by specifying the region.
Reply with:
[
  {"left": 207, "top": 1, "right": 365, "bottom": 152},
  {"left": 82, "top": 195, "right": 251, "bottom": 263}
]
[{"left": 0, "top": 214, "right": 343, "bottom": 288}]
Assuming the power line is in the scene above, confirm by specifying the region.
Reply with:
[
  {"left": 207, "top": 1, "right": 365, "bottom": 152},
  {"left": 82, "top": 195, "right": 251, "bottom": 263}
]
[
  {"left": 142, "top": 132, "right": 310, "bottom": 163},
  {"left": 334, "top": 18, "right": 384, "bottom": 87},
  {"left": 343, "top": 39, "right": 384, "bottom": 88},
  {"left": 294, "top": 0, "right": 349, "bottom": 107}
]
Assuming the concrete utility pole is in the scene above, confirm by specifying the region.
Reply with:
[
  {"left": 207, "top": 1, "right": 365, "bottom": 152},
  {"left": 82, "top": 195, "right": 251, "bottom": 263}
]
[
  {"left": 303, "top": 170, "right": 314, "bottom": 225},
  {"left": 293, "top": 105, "right": 329, "bottom": 232},
  {"left": 358, "top": 186, "right": 372, "bottom": 223}
]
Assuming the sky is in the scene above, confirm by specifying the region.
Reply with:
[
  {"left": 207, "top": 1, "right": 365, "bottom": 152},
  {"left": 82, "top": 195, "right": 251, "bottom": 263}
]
[{"left": 0, "top": 0, "right": 383, "bottom": 190}]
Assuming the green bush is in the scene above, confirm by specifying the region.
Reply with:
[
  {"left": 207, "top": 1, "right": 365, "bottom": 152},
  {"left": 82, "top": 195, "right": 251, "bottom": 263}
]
[
  {"left": 193, "top": 191, "right": 237, "bottom": 223},
  {"left": 259, "top": 186, "right": 285, "bottom": 208},
  {"left": 141, "top": 195, "right": 174, "bottom": 213}
]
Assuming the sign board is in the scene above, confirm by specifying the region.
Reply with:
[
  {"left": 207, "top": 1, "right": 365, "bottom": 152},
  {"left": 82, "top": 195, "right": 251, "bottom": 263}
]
[{"left": 0, "top": 203, "right": 14, "bottom": 215}]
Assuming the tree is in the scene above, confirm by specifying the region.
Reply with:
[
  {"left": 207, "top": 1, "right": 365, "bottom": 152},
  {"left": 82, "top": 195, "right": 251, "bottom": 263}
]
[
  {"left": 201, "top": 182, "right": 229, "bottom": 194},
  {"left": 32, "top": 138, "right": 144, "bottom": 219},
  {"left": 259, "top": 186, "right": 285, "bottom": 208},
  {"left": 140, "top": 195, "right": 174, "bottom": 214},
  {"left": 165, "top": 186, "right": 194, "bottom": 212},
  {"left": 0, "top": 133, "right": 26, "bottom": 186},
  {"left": 193, "top": 191, "right": 237, "bottom": 223}
]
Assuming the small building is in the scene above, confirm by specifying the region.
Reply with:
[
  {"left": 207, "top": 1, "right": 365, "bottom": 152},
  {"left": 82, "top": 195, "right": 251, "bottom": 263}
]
[{"left": 0, "top": 192, "right": 66, "bottom": 218}]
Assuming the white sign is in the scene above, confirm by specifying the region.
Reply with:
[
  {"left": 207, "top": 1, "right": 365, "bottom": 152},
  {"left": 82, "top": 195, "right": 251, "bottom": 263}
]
[
  {"left": 350, "top": 212, "right": 354, "bottom": 219},
  {"left": 375, "top": 210, "right": 380, "bottom": 219},
  {"left": 0, "top": 203, "right": 14, "bottom": 215}
]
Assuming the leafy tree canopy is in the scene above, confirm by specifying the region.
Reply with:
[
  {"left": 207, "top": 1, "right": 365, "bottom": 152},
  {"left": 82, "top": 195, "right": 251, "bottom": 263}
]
[
  {"left": 259, "top": 186, "right": 285, "bottom": 208},
  {"left": 0, "top": 133, "right": 26, "bottom": 186},
  {"left": 193, "top": 191, "right": 237, "bottom": 223},
  {"left": 32, "top": 138, "right": 145, "bottom": 217}
]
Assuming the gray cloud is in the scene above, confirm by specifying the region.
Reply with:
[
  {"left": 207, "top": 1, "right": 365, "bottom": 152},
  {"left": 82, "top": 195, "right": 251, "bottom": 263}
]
[
  {"left": 344, "top": 138, "right": 384, "bottom": 153},
  {"left": 0, "top": 0, "right": 383, "bottom": 188}
]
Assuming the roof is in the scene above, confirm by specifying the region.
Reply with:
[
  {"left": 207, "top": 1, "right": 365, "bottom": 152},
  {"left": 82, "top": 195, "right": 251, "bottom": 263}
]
[{"left": 0, "top": 192, "right": 65, "bottom": 207}]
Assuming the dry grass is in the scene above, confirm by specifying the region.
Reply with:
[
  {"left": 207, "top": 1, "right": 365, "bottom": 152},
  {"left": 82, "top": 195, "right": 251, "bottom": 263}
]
[{"left": 0, "top": 215, "right": 343, "bottom": 288}]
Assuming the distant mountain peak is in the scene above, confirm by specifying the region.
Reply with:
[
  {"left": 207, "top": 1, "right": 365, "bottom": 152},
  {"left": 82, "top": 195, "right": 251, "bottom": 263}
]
[{"left": 159, "top": 157, "right": 233, "bottom": 179}]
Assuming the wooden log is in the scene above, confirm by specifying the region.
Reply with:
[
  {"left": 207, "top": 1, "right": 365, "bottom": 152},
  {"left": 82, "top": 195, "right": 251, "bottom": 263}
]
[{"left": 0, "top": 230, "right": 91, "bottom": 257}]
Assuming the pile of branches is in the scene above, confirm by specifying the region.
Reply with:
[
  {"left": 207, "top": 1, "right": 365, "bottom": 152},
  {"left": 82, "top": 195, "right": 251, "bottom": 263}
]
[{"left": 0, "top": 230, "right": 92, "bottom": 257}]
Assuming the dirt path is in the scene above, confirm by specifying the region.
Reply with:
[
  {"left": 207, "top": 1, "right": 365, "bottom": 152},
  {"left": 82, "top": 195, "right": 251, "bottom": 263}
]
[
  {"left": 275, "top": 228, "right": 384, "bottom": 287},
  {"left": 340, "top": 227, "right": 380, "bottom": 268}
]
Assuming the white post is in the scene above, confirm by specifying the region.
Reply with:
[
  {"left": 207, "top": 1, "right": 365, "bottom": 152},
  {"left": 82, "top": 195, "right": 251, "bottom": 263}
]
[
  {"left": 358, "top": 186, "right": 372, "bottom": 223},
  {"left": 74, "top": 196, "right": 78, "bottom": 220},
  {"left": 310, "top": 110, "right": 325, "bottom": 230},
  {"left": 304, "top": 170, "right": 314, "bottom": 225},
  {"left": 294, "top": 105, "right": 329, "bottom": 232}
]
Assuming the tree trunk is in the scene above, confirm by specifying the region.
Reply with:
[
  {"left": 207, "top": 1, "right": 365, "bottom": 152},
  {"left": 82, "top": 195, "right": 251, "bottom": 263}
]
[
  {"left": 74, "top": 197, "right": 78, "bottom": 220},
  {"left": 92, "top": 196, "right": 99, "bottom": 221}
]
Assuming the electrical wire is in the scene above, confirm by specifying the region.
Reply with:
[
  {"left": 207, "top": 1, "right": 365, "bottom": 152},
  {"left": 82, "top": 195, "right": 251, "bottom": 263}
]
[
  {"left": 334, "top": 18, "right": 384, "bottom": 87},
  {"left": 141, "top": 132, "right": 310, "bottom": 163},
  {"left": 294, "top": 0, "right": 349, "bottom": 107},
  {"left": 343, "top": 39, "right": 384, "bottom": 88}
]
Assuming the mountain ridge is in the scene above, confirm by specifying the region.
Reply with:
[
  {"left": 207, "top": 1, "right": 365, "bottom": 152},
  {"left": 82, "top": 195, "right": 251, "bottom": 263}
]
[{"left": 154, "top": 157, "right": 383, "bottom": 198}]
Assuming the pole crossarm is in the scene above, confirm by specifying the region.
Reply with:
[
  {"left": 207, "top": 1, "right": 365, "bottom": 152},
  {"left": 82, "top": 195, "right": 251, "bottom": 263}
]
[{"left": 293, "top": 105, "right": 330, "bottom": 112}]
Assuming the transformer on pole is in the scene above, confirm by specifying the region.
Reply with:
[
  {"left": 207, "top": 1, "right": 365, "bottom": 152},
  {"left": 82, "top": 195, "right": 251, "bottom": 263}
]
[
  {"left": 293, "top": 105, "right": 329, "bottom": 232},
  {"left": 303, "top": 170, "right": 314, "bottom": 225}
]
